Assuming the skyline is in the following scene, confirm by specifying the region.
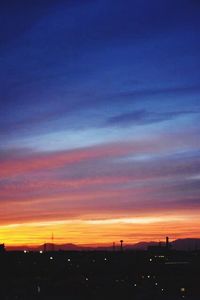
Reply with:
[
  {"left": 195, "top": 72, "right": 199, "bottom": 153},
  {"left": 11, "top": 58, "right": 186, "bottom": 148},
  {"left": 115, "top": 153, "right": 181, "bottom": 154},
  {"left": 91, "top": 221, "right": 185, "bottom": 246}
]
[{"left": 1, "top": 0, "right": 200, "bottom": 246}]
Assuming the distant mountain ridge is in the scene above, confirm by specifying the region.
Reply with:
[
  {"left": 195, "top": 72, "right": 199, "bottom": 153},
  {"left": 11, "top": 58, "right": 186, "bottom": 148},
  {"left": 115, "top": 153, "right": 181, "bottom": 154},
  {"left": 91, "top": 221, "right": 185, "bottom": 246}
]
[{"left": 5, "top": 238, "right": 200, "bottom": 251}]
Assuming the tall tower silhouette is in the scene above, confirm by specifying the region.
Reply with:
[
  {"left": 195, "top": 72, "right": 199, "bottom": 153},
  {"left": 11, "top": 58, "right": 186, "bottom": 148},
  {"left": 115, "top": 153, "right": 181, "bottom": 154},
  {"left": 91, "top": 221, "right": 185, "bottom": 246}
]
[
  {"left": 166, "top": 236, "right": 169, "bottom": 249},
  {"left": 120, "top": 240, "right": 124, "bottom": 252}
]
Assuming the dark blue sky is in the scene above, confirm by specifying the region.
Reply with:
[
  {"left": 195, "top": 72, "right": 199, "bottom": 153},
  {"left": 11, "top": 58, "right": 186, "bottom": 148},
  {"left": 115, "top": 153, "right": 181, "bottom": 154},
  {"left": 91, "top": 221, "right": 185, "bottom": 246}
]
[
  {"left": 1, "top": 0, "right": 200, "bottom": 146},
  {"left": 0, "top": 0, "right": 200, "bottom": 244}
]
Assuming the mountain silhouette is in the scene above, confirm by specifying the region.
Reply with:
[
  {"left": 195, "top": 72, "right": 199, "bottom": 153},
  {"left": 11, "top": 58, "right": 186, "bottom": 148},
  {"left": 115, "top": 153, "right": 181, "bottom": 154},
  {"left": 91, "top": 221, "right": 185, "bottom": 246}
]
[{"left": 5, "top": 238, "right": 200, "bottom": 251}]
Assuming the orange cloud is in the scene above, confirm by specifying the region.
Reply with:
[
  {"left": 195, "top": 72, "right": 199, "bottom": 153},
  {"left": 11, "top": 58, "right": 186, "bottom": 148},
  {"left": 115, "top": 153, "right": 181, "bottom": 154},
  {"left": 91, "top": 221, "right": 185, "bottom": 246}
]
[
  {"left": 1, "top": 133, "right": 200, "bottom": 247},
  {"left": 1, "top": 215, "right": 200, "bottom": 247}
]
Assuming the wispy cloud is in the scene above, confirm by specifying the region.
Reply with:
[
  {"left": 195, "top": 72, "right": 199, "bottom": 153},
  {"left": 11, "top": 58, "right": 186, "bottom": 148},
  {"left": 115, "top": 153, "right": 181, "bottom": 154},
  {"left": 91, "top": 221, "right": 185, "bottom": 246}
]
[
  {"left": 1, "top": 0, "right": 200, "bottom": 245},
  {"left": 106, "top": 109, "right": 199, "bottom": 126},
  {"left": 0, "top": 131, "right": 200, "bottom": 228}
]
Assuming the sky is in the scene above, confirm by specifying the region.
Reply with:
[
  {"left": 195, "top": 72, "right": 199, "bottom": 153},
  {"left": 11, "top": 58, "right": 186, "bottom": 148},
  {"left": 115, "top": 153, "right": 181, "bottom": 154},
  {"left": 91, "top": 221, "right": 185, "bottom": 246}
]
[{"left": 0, "top": 0, "right": 200, "bottom": 247}]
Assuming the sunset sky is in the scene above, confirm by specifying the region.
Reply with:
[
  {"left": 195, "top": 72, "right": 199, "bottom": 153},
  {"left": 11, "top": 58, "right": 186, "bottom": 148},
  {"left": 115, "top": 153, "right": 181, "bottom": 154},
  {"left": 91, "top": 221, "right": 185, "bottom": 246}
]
[{"left": 0, "top": 0, "right": 200, "bottom": 247}]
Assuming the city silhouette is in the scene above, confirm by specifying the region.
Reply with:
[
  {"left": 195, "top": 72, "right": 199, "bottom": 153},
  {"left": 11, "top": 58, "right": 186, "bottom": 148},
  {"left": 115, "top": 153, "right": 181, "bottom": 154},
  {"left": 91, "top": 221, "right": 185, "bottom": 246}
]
[{"left": 0, "top": 237, "right": 200, "bottom": 299}]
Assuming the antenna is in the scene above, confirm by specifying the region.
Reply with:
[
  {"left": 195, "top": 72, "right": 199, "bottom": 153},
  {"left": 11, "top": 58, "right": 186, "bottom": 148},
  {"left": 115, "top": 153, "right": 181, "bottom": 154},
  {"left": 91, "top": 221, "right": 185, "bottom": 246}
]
[{"left": 51, "top": 232, "right": 54, "bottom": 251}]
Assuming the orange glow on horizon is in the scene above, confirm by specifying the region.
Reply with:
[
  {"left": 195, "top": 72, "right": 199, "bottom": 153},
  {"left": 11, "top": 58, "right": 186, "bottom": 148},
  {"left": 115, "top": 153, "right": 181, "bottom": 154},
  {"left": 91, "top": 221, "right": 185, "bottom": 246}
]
[
  {"left": 1, "top": 138, "right": 200, "bottom": 248},
  {"left": 1, "top": 214, "right": 200, "bottom": 247}
]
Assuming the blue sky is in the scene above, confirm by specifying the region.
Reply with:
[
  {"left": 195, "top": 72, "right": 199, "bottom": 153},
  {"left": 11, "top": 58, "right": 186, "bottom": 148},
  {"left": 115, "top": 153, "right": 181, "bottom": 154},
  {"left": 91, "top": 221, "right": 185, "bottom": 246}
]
[{"left": 0, "top": 0, "right": 200, "bottom": 245}]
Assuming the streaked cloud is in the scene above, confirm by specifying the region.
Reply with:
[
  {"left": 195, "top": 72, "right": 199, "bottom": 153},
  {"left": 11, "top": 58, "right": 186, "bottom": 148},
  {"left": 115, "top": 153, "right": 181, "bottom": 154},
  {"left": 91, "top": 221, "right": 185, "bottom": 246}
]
[{"left": 0, "top": 0, "right": 200, "bottom": 246}]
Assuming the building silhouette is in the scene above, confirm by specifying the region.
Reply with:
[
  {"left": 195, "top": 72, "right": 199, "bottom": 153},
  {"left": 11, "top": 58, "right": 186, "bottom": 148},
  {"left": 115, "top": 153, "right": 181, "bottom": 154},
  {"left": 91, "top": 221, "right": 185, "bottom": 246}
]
[
  {"left": 148, "top": 237, "right": 172, "bottom": 253},
  {"left": 0, "top": 243, "right": 5, "bottom": 252}
]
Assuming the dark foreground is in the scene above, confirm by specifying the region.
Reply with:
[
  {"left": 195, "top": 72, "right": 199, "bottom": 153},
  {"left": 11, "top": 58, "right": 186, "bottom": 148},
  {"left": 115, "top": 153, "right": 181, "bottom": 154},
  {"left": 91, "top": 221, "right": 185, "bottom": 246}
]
[{"left": 0, "top": 250, "right": 200, "bottom": 300}]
